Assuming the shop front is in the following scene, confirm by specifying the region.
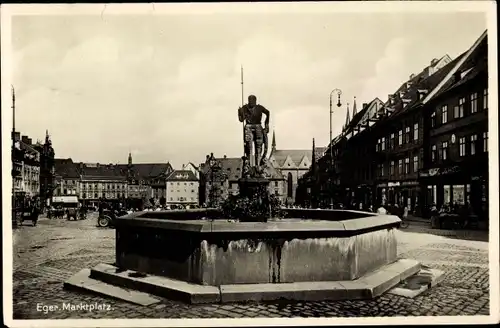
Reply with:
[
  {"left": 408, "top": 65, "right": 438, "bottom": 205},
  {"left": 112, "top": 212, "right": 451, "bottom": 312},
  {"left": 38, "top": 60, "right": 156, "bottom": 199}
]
[
  {"left": 419, "top": 165, "right": 488, "bottom": 221},
  {"left": 376, "top": 180, "right": 420, "bottom": 212}
]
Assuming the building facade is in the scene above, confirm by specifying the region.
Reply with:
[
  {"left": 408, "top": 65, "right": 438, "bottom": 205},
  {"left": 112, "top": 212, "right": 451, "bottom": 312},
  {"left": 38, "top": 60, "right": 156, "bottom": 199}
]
[
  {"left": 11, "top": 133, "right": 41, "bottom": 197},
  {"left": 420, "top": 32, "right": 488, "bottom": 220},
  {"left": 199, "top": 155, "right": 286, "bottom": 206},
  {"left": 54, "top": 158, "right": 80, "bottom": 197},
  {"left": 269, "top": 131, "right": 325, "bottom": 204},
  {"left": 300, "top": 30, "right": 489, "bottom": 219},
  {"left": 77, "top": 162, "right": 128, "bottom": 206},
  {"left": 166, "top": 170, "right": 199, "bottom": 206},
  {"left": 372, "top": 54, "right": 458, "bottom": 213},
  {"left": 33, "top": 130, "right": 56, "bottom": 209},
  {"left": 53, "top": 153, "right": 173, "bottom": 208}
]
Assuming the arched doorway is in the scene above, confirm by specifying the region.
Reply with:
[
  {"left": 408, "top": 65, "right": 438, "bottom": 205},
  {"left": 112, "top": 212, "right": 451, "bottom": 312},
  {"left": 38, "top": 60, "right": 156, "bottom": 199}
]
[{"left": 287, "top": 172, "right": 293, "bottom": 198}]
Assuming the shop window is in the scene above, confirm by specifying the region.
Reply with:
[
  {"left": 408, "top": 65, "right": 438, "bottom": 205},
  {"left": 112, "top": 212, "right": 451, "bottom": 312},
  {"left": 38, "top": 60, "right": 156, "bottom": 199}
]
[
  {"left": 483, "top": 88, "right": 488, "bottom": 110},
  {"left": 431, "top": 145, "right": 437, "bottom": 162},
  {"left": 398, "top": 130, "right": 403, "bottom": 145},
  {"left": 470, "top": 134, "right": 477, "bottom": 155},
  {"left": 413, "top": 155, "right": 418, "bottom": 172},
  {"left": 413, "top": 123, "right": 419, "bottom": 141},
  {"left": 431, "top": 111, "right": 436, "bottom": 127},
  {"left": 483, "top": 132, "right": 488, "bottom": 152},
  {"left": 404, "top": 157, "right": 410, "bottom": 174},
  {"left": 470, "top": 92, "right": 478, "bottom": 114},
  {"left": 453, "top": 185, "right": 466, "bottom": 205},
  {"left": 441, "top": 105, "right": 448, "bottom": 124},
  {"left": 459, "top": 137, "right": 466, "bottom": 157},
  {"left": 443, "top": 185, "right": 451, "bottom": 205}
]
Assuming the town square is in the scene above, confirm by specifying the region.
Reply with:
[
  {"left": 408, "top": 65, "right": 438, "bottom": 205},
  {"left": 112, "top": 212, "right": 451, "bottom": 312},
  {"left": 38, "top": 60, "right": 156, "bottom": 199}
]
[{"left": 3, "top": 2, "right": 497, "bottom": 325}]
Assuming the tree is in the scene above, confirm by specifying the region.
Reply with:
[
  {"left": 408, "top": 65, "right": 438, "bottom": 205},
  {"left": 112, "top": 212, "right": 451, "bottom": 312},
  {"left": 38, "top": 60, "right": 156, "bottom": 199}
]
[{"left": 159, "top": 196, "right": 166, "bottom": 206}]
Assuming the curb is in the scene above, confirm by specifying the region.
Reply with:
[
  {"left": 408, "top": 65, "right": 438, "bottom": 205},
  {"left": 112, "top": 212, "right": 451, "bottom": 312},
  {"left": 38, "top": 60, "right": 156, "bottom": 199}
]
[{"left": 64, "top": 259, "right": 421, "bottom": 305}]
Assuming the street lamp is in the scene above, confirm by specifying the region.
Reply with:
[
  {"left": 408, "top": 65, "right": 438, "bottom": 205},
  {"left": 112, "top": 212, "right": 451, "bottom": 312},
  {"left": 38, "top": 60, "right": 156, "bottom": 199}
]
[{"left": 329, "top": 88, "right": 342, "bottom": 209}]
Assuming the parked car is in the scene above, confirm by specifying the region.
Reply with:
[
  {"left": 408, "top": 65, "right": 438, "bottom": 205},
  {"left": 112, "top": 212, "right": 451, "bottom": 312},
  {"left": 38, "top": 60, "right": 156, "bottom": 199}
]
[{"left": 97, "top": 209, "right": 128, "bottom": 228}]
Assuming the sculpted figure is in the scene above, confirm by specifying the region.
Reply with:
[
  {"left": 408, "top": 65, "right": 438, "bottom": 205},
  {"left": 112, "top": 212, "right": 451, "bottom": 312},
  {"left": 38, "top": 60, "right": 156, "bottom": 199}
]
[{"left": 238, "top": 95, "right": 270, "bottom": 171}]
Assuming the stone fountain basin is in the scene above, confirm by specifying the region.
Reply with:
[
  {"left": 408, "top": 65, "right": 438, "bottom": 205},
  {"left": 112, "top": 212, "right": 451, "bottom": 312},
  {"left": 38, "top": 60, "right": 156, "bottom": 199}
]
[{"left": 115, "top": 209, "right": 401, "bottom": 286}]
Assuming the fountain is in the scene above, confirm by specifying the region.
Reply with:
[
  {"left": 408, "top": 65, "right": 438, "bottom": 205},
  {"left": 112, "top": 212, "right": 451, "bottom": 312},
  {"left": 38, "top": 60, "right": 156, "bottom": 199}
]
[{"left": 64, "top": 96, "right": 424, "bottom": 305}]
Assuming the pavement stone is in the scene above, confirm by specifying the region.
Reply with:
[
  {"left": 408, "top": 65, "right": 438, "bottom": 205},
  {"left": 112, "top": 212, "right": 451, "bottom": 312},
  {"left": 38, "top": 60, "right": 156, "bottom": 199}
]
[{"left": 9, "top": 217, "right": 492, "bottom": 319}]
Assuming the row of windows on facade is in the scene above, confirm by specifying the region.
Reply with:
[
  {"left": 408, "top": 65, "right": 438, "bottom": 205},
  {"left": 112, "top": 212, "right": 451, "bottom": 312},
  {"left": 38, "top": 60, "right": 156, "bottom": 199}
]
[
  {"left": 431, "top": 89, "right": 487, "bottom": 127},
  {"left": 377, "top": 152, "right": 422, "bottom": 177},
  {"left": 431, "top": 132, "right": 488, "bottom": 162},
  {"left": 376, "top": 121, "right": 420, "bottom": 152},
  {"left": 168, "top": 182, "right": 196, "bottom": 186},
  {"left": 169, "top": 197, "right": 197, "bottom": 201},
  {"left": 169, "top": 189, "right": 198, "bottom": 193},
  {"left": 207, "top": 181, "right": 281, "bottom": 188}
]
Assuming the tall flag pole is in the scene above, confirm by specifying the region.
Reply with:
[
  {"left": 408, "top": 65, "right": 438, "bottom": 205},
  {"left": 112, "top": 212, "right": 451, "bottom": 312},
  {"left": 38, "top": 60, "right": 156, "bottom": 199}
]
[{"left": 241, "top": 65, "right": 245, "bottom": 156}]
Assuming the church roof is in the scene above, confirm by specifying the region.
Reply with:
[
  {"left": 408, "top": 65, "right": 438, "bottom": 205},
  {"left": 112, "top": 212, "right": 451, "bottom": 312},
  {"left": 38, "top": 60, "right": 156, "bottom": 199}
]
[{"left": 271, "top": 148, "right": 323, "bottom": 167}]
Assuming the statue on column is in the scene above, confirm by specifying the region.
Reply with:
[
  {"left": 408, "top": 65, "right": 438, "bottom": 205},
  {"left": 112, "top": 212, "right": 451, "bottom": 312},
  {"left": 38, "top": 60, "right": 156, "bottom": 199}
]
[{"left": 238, "top": 95, "right": 270, "bottom": 176}]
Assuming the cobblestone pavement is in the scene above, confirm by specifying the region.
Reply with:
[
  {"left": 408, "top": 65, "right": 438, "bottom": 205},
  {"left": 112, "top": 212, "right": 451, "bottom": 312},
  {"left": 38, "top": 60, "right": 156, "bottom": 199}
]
[{"left": 9, "top": 217, "right": 492, "bottom": 319}]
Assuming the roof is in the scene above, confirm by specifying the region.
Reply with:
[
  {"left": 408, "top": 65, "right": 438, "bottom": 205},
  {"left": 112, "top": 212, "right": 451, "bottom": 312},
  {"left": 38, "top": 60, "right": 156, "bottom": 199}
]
[
  {"left": 166, "top": 170, "right": 198, "bottom": 181},
  {"left": 313, "top": 147, "right": 327, "bottom": 162},
  {"left": 431, "top": 33, "right": 487, "bottom": 100},
  {"left": 204, "top": 157, "right": 284, "bottom": 181},
  {"left": 54, "top": 158, "right": 173, "bottom": 181},
  {"left": 387, "top": 53, "right": 465, "bottom": 119},
  {"left": 270, "top": 148, "right": 322, "bottom": 167},
  {"left": 80, "top": 163, "right": 127, "bottom": 180},
  {"left": 54, "top": 158, "right": 80, "bottom": 179},
  {"left": 20, "top": 141, "right": 39, "bottom": 155}
]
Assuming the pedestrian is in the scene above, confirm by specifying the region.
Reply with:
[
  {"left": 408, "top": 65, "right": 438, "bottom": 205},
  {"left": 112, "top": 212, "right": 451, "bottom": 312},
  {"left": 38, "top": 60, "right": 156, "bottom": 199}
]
[{"left": 403, "top": 205, "right": 409, "bottom": 221}]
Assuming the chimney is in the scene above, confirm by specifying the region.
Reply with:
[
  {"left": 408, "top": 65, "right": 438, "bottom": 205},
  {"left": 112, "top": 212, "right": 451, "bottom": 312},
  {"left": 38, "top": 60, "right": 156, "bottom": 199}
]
[
  {"left": 431, "top": 58, "right": 438, "bottom": 66},
  {"left": 22, "top": 136, "right": 29, "bottom": 144},
  {"left": 27, "top": 138, "right": 32, "bottom": 145},
  {"left": 409, "top": 73, "right": 416, "bottom": 80},
  {"left": 362, "top": 103, "right": 368, "bottom": 109},
  {"left": 223, "top": 155, "right": 227, "bottom": 159}
]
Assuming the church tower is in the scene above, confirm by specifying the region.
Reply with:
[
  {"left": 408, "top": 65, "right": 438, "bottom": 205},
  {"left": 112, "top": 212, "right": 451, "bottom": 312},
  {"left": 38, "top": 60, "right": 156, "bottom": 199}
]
[
  {"left": 128, "top": 152, "right": 132, "bottom": 166},
  {"left": 271, "top": 130, "right": 276, "bottom": 153},
  {"left": 343, "top": 102, "right": 351, "bottom": 132}
]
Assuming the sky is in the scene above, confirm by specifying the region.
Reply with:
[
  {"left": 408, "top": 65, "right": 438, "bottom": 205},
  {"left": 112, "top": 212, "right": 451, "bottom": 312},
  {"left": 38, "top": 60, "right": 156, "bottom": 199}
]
[{"left": 9, "top": 7, "right": 487, "bottom": 168}]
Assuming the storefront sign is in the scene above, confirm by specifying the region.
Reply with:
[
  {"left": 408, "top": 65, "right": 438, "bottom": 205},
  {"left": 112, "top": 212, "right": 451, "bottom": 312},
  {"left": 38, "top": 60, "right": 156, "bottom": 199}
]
[
  {"left": 388, "top": 182, "right": 400, "bottom": 187},
  {"left": 377, "top": 183, "right": 388, "bottom": 188},
  {"left": 401, "top": 181, "right": 419, "bottom": 186},
  {"left": 420, "top": 166, "right": 460, "bottom": 177}
]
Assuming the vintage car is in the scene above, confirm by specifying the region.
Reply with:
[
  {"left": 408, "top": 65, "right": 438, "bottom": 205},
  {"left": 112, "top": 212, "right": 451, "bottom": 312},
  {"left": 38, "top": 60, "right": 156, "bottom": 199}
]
[{"left": 97, "top": 208, "right": 128, "bottom": 228}]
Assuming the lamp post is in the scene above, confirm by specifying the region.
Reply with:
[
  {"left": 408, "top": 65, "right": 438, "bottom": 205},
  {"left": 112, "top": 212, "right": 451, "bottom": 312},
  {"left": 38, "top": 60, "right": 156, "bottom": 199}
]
[{"left": 329, "top": 89, "right": 342, "bottom": 209}]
